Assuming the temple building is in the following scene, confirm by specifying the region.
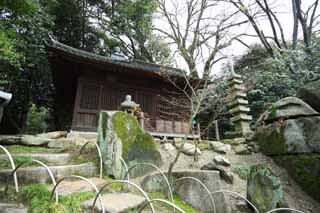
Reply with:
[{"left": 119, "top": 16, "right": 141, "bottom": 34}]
[{"left": 46, "top": 38, "right": 191, "bottom": 137}]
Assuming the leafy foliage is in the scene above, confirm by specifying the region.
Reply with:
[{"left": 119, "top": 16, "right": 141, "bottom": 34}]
[
  {"left": 234, "top": 39, "right": 320, "bottom": 121},
  {"left": 0, "top": 0, "right": 54, "bottom": 133},
  {"left": 25, "top": 104, "right": 50, "bottom": 134}
]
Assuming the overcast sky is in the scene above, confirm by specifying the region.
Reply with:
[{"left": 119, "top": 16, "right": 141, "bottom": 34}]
[{"left": 154, "top": 0, "right": 317, "bottom": 75}]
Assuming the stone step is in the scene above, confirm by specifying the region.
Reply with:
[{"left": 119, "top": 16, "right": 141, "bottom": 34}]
[
  {"left": 0, "top": 153, "right": 71, "bottom": 165},
  {"left": 0, "top": 163, "right": 96, "bottom": 184},
  {"left": 83, "top": 193, "right": 146, "bottom": 213},
  {"left": 51, "top": 177, "right": 107, "bottom": 196},
  {"left": 0, "top": 203, "right": 27, "bottom": 213}
]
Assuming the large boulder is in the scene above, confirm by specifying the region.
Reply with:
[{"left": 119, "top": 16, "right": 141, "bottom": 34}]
[
  {"left": 257, "top": 97, "right": 318, "bottom": 125},
  {"left": 141, "top": 170, "right": 231, "bottom": 213},
  {"left": 98, "top": 111, "right": 162, "bottom": 179},
  {"left": 256, "top": 116, "right": 320, "bottom": 155},
  {"left": 247, "top": 165, "right": 286, "bottom": 212},
  {"left": 296, "top": 80, "right": 320, "bottom": 112}
]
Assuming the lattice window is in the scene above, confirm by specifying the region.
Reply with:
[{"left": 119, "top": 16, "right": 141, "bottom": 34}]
[
  {"left": 157, "top": 98, "right": 175, "bottom": 121},
  {"left": 100, "top": 86, "right": 118, "bottom": 110},
  {"left": 137, "top": 93, "right": 153, "bottom": 114},
  {"left": 79, "top": 84, "right": 100, "bottom": 110}
]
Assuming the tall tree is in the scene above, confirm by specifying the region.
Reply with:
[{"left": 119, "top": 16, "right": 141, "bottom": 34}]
[
  {"left": 227, "top": 0, "right": 320, "bottom": 53},
  {"left": 0, "top": 0, "right": 54, "bottom": 133},
  {"left": 157, "top": 0, "right": 248, "bottom": 79},
  {"left": 49, "top": 0, "right": 104, "bottom": 52},
  {"left": 92, "top": 0, "right": 172, "bottom": 64}
]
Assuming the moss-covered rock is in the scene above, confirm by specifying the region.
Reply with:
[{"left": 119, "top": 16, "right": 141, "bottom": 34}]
[
  {"left": 273, "top": 154, "right": 320, "bottom": 202},
  {"left": 97, "top": 111, "right": 162, "bottom": 178},
  {"left": 247, "top": 165, "right": 285, "bottom": 212},
  {"left": 255, "top": 116, "right": 320, "bottom": 155}
]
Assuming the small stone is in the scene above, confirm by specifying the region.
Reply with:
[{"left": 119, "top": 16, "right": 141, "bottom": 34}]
[
  {"left": 216, "top": 144, "right": 231, "bottom": 154},
  {"left": 232, "top": 138, "right": 246, "bottom": 145},
  {"left": 177, "top": 143, "right": 201, "bottom": 155},
  {"left": 209, "top": 141, "right": 224, "bottom": 148},
  {"left": 213, "top": 155, "right": 231, "bottom": 167},
  {"left": 21, "top": 135, "right": 53, "bottom": 146},
  {"left": 235, "top": 200, "right": 248, "bottom": 212},
  {"left": 162, "top": 143, "right": 175, "bottom": 151},
  {"left": 210, "top": 141, "right": 231, "bottom": 154},
  {"left": 233, "top": 144, "right": 251, "bottom": 155}
]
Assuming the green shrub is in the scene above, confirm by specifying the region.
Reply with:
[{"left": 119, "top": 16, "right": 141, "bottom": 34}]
[{"left": 25, "top": 104, "right": 49, "bottom": 134}]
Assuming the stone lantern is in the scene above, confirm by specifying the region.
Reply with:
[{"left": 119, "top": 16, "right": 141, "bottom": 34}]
[{"left": 120, "top": 95, "right": 139, "bottom": 115}]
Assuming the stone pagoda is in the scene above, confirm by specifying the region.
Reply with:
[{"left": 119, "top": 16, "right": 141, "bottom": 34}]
[{"left": 226, "top": 65, "right": 252, "bottom": 137}]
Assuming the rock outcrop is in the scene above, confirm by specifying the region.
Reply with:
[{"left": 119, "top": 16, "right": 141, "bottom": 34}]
[
  {"left": 255, "top": 95, "right": 320, "bottom": 202},
  {"left": 257, "top": 97, "right": 318, "bottom": 125},
  {"left": 97, "top": 111, "right": 162, "bottom": 179},
  {"left": 296, "top": 80, "right": 320, "bottom": 112},
  {"left": 256, "top": 116, "right": 320, "bottom": 155}
]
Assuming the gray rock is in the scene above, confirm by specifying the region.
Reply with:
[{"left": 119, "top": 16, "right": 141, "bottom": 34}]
[
  {"left": 213, "top": 155, "right": 231, "bottom": 167},
  {"left": 83, "top": 193, "right": 146, "bottom": 212},
  {"left": 36, "top": 131, "right": 67, "bottom": 139},
  {"left": 210, "top": 141, "right": 231, "bottom": 153},
  {"left": 0, "top": 153, "right": 71, "bottom": 165},
  {"left": 162, "top": 143, "right": 175, "bottom": 151},
  {"left": 0, "top": 163, "right": 96, "bottom": 184},
  {"left": 232, "top": 138, "right": 246, "bottom": 145},
  {"left": 297, "top": 80, "right": 320, "bottom": 112},
  {"left": 233, "top": 144, "right": 251, "bottom": 155},
  {"left": 256, "top": 116, "right": 320, "bottom": 155},
  {"left": 209, "top": 141, "right": 224, "bottom": 148},
  {"left": 50, "top": 177, "right": 107, "bottom": 196},
  {"left": 141, "top": 170, "right": 231, "bottom": 213},
  {"left": 201, "top": 163, "right": 234, "bottom": 184},
  {"left": 0, "top": 135, "right": 22, "bottom": 145},
  {"left": 0, "top": 203, "right": 27, "bottom": 213},
  {"left": 247, "top": 165, "right": 285, "bottom": 212},
  {"left": 21, "top": 135, "right": 53, "bottom": 146},
  {"left": 47, "top": 138, "right": 76, "bottom": 148},
  {"left": 176, "top": 143, "right": 201, "bottom": 155},
  {"left": 257, "top": 97, "right": 319, "bottom": 124}
]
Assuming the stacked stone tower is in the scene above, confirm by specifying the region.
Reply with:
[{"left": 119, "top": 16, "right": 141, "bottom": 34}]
[{"left": 227, "top": 72, "right": 252, "bottom": 137}]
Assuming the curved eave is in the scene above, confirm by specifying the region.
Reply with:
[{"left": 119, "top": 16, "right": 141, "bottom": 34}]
[{"left": 45, "top": 39, "right": 185, "bottom": 80}]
